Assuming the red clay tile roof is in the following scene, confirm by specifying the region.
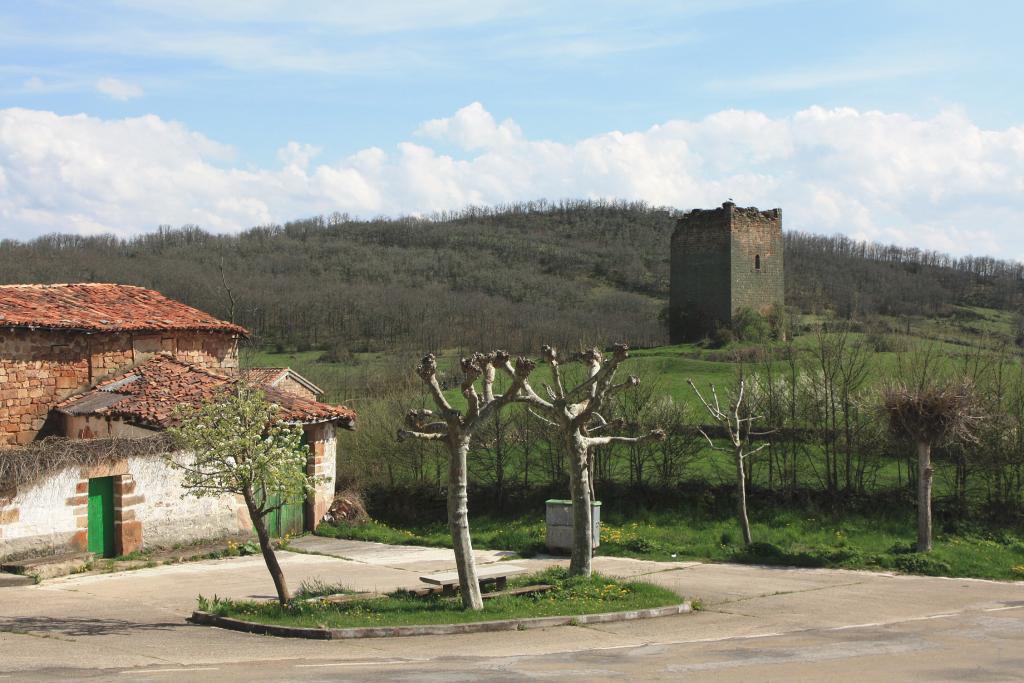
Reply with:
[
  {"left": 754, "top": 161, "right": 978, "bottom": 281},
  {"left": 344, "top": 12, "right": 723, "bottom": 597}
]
[
  {"left": 0, "top": 283, "right": 248, "bottom": 335},
  {"left": 58, "top": 355, "right": 355, "bottom": 428}
]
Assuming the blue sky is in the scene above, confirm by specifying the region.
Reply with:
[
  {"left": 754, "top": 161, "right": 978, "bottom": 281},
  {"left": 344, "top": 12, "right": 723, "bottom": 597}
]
[{"left": 1, "top": 1, "right": 1023, "bottom": 257}]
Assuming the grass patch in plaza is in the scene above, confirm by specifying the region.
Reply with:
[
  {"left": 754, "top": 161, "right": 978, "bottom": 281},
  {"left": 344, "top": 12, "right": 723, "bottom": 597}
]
[{"left": 196, "top": 567, "right": 681, "bottom": 629}]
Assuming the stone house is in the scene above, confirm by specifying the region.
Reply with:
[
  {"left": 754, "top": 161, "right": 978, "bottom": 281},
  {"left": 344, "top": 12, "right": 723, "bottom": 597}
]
[{"left": 0, "top": 284, "right": 355, "bottom": 561}]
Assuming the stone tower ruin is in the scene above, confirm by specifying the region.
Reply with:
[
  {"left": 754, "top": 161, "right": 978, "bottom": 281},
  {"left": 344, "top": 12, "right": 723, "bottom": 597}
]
[{"left": 669, "top": 202, "right": 784, "bottom": 343}]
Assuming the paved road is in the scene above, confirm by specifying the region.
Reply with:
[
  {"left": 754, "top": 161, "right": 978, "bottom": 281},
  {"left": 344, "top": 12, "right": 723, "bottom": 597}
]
[{"left": 1, "top": 538, "right": 1021, "bottom": 681}]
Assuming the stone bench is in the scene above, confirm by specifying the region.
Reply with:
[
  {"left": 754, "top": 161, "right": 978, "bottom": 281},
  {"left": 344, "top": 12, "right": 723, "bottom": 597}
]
[{"left": 420, "top": 564, "right": 527, "bottom": 596}]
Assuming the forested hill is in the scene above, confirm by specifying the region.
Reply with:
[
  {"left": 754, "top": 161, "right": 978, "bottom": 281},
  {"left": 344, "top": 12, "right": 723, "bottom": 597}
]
[{"left": 1, "top": 201, "right": 1021, "bottom": 352}]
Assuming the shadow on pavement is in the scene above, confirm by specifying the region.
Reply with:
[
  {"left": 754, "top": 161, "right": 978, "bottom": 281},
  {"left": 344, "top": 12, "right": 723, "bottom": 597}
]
[{"left": 0, "top": 616, "right": 179, "bottom": 637}]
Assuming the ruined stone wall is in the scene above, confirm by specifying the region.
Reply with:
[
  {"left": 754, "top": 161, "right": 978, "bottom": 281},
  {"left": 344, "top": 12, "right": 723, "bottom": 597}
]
[
  {"left": 729, "top": 207, "right": 785, "bottom": 316},
  {"left": 0, "top": 329, "right": 239, "bottom": 447},
  {"left": 669, "top": 206, "right": 733, "bottom": 342}
]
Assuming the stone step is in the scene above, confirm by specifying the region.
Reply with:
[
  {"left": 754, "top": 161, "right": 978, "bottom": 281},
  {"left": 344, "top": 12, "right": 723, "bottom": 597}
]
[
  {"left": 1, "top": 552, "right": 96, "bottom": 581},
  {"left": 0, "top": 572, "right": 36, "bottom": 588}
]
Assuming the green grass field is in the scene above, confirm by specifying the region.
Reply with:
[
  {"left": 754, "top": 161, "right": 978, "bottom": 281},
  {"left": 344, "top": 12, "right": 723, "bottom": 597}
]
[{"left": 318, "top": 509, "right": 1024, "bottom": 581}]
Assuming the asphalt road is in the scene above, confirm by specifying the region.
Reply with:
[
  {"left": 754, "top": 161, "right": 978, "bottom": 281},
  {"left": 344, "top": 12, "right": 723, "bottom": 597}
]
[{"left": 1, "top": 539, "right": 1021, "bottom": 682}]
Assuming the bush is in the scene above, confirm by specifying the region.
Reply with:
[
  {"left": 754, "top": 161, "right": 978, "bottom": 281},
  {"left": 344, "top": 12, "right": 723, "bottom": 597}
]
[
  {"left": 318, "top": 342, "right": 358, "bottom": 365},
  {"left": 886, "top": 554, "right": 952, "bottom": 576},
  {"left": 708, "top": 325, "right": 735, "bottom": 348},
  {"left": 866, "top": 332, "right": 908, "bottom": 353},
  {"left": 766, "top": 305, "right": 787, "bottom": 341},
  {"left": 733, "top": 308, "right": 771, "bottom": 344},
  {"left": 623, "top": 536, "right": 660, "bottom": 553}
]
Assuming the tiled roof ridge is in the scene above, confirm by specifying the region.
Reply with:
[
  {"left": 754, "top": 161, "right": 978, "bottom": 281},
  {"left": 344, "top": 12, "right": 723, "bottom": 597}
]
[{"left": 0, "top": 282, "right": 149, "bottom": 289}]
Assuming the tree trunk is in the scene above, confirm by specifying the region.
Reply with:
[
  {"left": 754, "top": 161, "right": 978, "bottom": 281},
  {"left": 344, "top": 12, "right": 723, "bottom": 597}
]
[
  {"left": 244, "top": 493, "right": 290, "bottom": 606},
  {"left": 568, "top": 432, "right": 593, "bottom": 577},
  {"left": 917, "top": 440, "right": 933, "bottom": 553},
  {"left": 449, "top": 436, "right": 483, "bottom": 610},
  {"left": 735, "top": 445, "right": 753, "bottom": 546}
]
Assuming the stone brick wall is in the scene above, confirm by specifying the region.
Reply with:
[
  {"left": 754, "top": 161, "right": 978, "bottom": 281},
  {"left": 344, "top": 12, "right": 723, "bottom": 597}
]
[
  {"left": 730, "top": 206, "right": 785, "bottom": 316},
  {"left": 669, "top": 205, "right": 734, "bottom": 342},
  {"left": 0, "top": 329, "right": 239, "bottom": 447},
  {"left": 276, "top": 376, "right": 318, "bottom": 401},
  {"left": 669, "top": 203, "right": 784, "bottom": 342},
  {"left": 303, "top": 422, "right": 337, "bottom": 530},
  {"left": 173, "top": 333, "right": 239, "bottom": 372}
]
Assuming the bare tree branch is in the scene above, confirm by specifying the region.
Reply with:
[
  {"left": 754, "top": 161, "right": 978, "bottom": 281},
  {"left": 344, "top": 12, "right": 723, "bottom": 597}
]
[
  {"left": 586, "top": 429, "right": 666, "bottom": 447},
  {"left": 542, "top": 345, "right": 566, "bottom": 399},
  {"left": 397, "top": 429, "right": 447, "bottom": 442},
  {"left": 417, "top": 354, "right": 456, "bottom": 417}
]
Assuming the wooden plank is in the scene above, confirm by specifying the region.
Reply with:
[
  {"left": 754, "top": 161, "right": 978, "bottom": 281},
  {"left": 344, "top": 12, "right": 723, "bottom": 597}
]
[
  {"left": 481, "top": 584, "right": 554, "bottom": 600},
  {"left": 419, "top": 564, "right": 526, "bottom": 586}
]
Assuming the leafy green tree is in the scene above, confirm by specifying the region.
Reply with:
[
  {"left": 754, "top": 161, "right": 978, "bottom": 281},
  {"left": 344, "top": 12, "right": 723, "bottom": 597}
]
[{"left": 167, "top": 386, "right": 317, "bottom": 605}]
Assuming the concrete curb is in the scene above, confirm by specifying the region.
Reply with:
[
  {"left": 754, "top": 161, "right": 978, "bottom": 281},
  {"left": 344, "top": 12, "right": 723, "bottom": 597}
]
[{"left": 188, "top": 602, "right": 692, "bottom": 639}]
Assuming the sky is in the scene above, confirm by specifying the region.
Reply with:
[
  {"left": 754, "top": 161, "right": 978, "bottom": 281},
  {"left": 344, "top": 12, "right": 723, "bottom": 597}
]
[{"left": 1, "top": 0, "right": 1023, "bottom": 258}]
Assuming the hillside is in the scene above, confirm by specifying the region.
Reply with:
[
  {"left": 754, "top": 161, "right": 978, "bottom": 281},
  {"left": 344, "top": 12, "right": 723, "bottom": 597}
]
[{"left": 1, "top": 201, "right": 1021, "bottom": 353}]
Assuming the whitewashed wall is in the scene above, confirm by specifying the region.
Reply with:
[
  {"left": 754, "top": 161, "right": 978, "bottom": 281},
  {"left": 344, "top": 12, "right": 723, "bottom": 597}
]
[
  {"left": 0, "top": 467, "right": 80, "bottom": 560},
  {"left": 0, "top": 452, "right": 252, "bottom": 561},
  {"left": 129, "top": 453, "right": 252, "bottom": 547}
]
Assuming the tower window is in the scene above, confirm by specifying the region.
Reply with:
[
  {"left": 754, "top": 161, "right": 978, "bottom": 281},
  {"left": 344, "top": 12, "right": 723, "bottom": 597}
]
[{"left": 755, "top": 254, "right": 761, "bottom": 270}]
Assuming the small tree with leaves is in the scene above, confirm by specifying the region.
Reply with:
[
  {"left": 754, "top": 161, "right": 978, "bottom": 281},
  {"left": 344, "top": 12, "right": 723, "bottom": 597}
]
[
  {"left": 688, "top": 376, "right": 771, "bottom": 546},
  {"left": 398, "top": 351, "right": 535, "bottom": 610},
  {"left": 508, "top": 344, "right": 665, "bottom": 577},
  {"left": 167, "top": 386, "right": 318, "bottom": 606}
]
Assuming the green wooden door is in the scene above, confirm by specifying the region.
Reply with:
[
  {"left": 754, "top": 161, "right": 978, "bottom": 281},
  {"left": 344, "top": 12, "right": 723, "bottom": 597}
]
[
  {"left": 258, "top": 434, "right": 309, "bottom": 538},
  {"left": 265, "top": 493, "right": 305, "bottom": 538},
  {"left": 87, "top": 477, "right": 115, "bottom": 558}
]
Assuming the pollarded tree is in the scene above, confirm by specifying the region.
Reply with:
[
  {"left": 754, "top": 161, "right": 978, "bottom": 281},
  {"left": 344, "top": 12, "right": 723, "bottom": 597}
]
[
  {"left": 167, "top": 386, "right": 318, "bottom": 606},
  {"left": 883, "top": 378, "right": 978, "bottom": 552},
  {"left": 398, "top": 351, "right": 536, "bottom": 610},
  {"left": 503, "top": 344, "right": 665, "bottom": 577}
]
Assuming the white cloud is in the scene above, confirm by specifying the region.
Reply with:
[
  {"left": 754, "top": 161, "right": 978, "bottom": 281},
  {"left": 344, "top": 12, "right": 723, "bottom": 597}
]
[
  {"left": 95, "top": 77, "right": 144, "bottom": 100},
  {"left": 0, "top": 104, "right": 1022, "bottom": 259},
  {"left": 417, "top": 102, "right": 522, "bottom": 150},
  {"left": 277, "top": 142, "right": 322, "bottom": 169}
]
